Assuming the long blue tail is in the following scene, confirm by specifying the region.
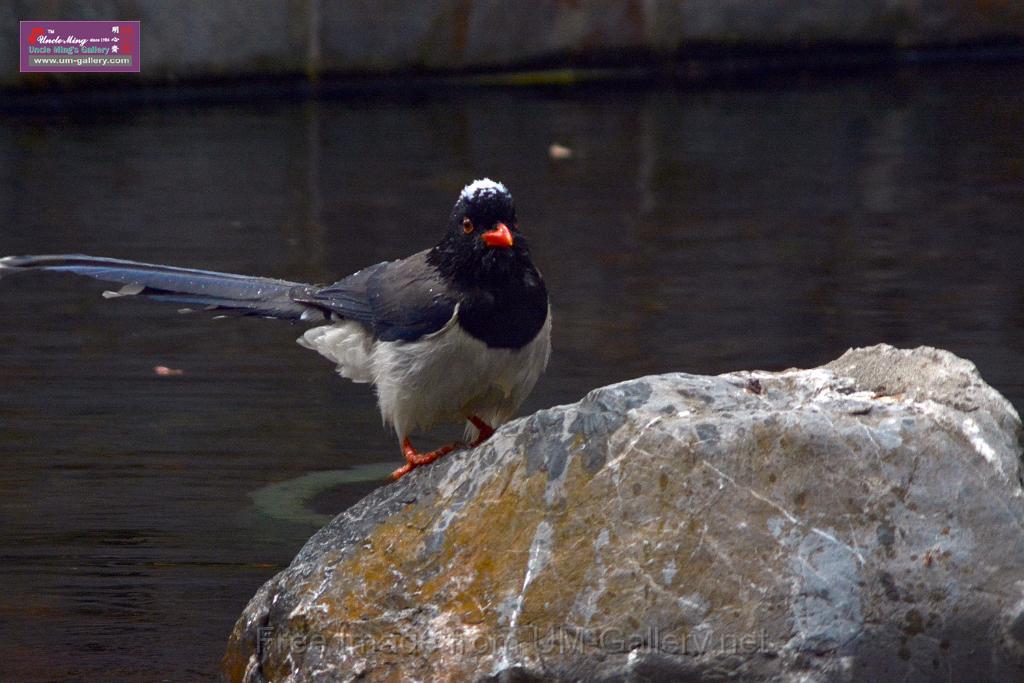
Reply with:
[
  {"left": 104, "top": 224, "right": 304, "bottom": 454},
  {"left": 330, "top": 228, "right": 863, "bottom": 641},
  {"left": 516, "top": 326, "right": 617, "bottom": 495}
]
[{"left": 0, "top": 254, "right": 322, "bottom": 320}]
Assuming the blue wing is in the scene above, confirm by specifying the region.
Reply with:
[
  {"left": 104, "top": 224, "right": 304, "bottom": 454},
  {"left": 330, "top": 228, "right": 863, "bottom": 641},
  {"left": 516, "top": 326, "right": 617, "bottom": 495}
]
[
  {"left": 295, "top": 250, "right": 457, "bottom": 342},
  {"left": 1, "top": 251, "right": 458, "bottom": 340}
]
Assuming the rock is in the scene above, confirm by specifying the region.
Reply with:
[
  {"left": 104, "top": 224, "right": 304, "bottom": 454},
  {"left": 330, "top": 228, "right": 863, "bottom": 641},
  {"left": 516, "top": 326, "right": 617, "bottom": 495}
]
[{"left": 223, "top": 345, "right": 1024, "bottom": 682}]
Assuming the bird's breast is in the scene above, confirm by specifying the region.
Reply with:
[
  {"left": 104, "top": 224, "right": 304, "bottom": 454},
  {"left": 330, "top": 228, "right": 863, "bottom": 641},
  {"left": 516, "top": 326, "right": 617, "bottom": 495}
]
[
  {"left": 372, "top": 305, "right": 551, "bottom": 436},
  {"left": 455, "top": 282, "right": 549, "bottom": 349}
]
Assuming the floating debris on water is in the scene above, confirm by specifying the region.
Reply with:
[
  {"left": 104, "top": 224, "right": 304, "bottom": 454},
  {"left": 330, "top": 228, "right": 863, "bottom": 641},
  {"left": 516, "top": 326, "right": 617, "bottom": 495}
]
[{"left": 549, "top": 143, "right": 573, "bottom": 160}]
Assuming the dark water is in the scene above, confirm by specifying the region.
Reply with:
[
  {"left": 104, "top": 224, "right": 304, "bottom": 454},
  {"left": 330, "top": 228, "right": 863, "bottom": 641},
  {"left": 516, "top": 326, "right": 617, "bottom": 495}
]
[{"left": 1, "top": 64, "right": 1023, "bottom": 680}]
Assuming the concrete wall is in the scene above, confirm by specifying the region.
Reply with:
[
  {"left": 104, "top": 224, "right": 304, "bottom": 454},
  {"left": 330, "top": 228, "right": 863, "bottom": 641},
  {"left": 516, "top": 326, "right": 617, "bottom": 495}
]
[{"left": 4, "top": 0, "right": 1024, "bottom": 88}]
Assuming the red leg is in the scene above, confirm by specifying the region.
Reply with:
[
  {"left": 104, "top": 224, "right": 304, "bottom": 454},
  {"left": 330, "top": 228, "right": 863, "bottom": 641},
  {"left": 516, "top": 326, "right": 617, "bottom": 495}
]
[
  {"left": 391, "top": 437, "right": 458, "bottom": 480},
  {"left": 390, "top": 420, "right": 496, "bottom": 480},
  {"left": 468, "top": 415, "right": 495, "bottom": 447}
]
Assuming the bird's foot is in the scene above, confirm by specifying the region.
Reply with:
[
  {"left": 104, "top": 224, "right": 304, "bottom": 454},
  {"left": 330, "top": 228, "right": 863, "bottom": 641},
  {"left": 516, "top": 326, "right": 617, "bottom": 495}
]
[
  {"left": 468, "top": 415, "right": 495, "bottom": 447},
  {"left": 391, "top": 438, "right": 458, "bottom": 480},
  {"left": 390, "top": 418, "right": 496, "bottom": 480}
]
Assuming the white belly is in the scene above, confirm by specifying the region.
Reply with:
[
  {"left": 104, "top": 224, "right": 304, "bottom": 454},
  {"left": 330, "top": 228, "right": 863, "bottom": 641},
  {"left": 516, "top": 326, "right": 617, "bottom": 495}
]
[{"left": 298, "top": 307, "right": 551, "bottom": 440}]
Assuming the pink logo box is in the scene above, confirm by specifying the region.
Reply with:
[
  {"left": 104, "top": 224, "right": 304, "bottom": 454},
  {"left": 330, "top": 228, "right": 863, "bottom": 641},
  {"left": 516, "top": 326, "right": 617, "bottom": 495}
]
[{"left": 20, "top": 20, "right": 140, "bottom": 73}]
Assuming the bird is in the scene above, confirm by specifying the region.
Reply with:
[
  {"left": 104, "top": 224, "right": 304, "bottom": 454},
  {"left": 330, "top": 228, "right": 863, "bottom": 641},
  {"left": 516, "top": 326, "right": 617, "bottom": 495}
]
[{"left": 0, "top": 178, "right": 551, "bottom": 480}]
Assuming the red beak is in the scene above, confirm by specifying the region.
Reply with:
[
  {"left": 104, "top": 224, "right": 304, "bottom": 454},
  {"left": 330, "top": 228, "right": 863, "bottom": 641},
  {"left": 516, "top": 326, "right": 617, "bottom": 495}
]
[{"left": 481, "top": 222, "right": 514, "bottom": 249}]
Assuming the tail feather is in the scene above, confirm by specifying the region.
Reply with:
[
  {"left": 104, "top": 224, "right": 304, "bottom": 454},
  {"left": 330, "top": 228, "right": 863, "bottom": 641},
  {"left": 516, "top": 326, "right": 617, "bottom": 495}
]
[{"left": 0, "top": 254, "right": 323, "bottom": 320}]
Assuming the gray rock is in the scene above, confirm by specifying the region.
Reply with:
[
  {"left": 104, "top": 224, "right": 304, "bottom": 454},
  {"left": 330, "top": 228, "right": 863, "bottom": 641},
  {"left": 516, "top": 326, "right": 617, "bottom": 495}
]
[{"left": 224, "top": 345, "right": 1024, "bottom": 682}]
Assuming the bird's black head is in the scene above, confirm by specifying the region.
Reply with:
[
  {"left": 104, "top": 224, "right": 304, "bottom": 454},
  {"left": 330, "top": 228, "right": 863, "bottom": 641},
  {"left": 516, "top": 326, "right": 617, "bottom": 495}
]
[{"left": 430, "top": 179, "right": 534, "bottom": 287}]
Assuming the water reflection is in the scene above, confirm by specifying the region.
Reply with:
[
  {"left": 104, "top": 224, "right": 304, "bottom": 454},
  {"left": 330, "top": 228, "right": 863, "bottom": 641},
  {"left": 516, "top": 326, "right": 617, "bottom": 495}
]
[{"left": 0, "top": 64, "right": 1022, "bottom": 679}]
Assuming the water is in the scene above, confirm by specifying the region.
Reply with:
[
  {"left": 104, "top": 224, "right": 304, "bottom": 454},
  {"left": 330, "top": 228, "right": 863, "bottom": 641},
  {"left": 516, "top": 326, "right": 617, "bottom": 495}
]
[{"left": 1, "top": 63, "right": 1023, "bottom": 680}]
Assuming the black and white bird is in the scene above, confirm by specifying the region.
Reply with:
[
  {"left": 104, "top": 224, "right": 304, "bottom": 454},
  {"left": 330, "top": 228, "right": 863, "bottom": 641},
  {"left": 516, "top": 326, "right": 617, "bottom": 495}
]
[{"left": 1, "top": 179, "right": 551, "bottom": 479}]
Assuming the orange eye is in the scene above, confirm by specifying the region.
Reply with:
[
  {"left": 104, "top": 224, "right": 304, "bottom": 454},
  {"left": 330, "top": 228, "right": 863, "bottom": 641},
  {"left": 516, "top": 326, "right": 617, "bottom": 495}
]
[{"left": 462, "top": 218, "right": 474, "bottom": 234}]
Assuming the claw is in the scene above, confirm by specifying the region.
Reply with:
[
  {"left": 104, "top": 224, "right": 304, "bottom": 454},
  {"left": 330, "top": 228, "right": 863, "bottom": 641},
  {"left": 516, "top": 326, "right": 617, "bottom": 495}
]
[
  {"left": 391, "top": 438, "right": 458, "bottom": 480},
  {"left": 390, "top": 418, "right": 498, "bottom": 481}
]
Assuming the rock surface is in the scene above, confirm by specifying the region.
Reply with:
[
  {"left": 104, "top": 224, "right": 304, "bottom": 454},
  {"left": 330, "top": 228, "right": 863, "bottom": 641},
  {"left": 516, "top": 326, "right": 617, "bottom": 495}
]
[{"left": 224, "top": 345, "right": 1024, "bottom": 682}]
